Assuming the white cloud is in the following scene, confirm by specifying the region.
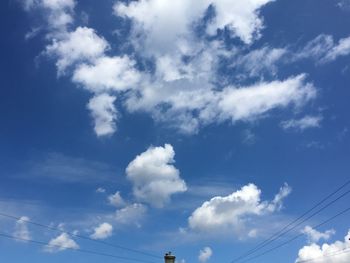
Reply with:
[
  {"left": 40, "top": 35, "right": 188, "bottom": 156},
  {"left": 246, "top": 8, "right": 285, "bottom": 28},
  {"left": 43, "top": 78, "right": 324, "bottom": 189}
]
[
  {"left": 87, "top": 94, "right": 118, "bottom": 137},
  {"left": 72, "top": 56, "right": 140, "bottom": 93},
  {"left": 13, "top": 216, "right": 31, "bottom": 241},
  {"left": 46, "top": 27, "right": 109, "bottom": 74},
  {"left": 115, "top": 203, "right": 147, "bottom": 227},
  {"left": 108, "top": 191, "right": 125, "bottom": 207},
  {"left": 198, "top": 247, "right": 213, "bottom": 263},
  {"left": 217, "top": 75, "right": 316, "bottom": 123},
  {"left": 338, "top": 0, "right": 350, "bottom": 10},
  {"left": 23, "top": 0, "right": 75, "bottom": 31},
  {"left": 46, "top": 233, "right": 79, "bottom": 252},
  {"left": 113, "top": 1, "right": 302, "bottom": 136},
  {"left": 126, "top": 75, "right": 316, "bottom": 134},
  {"left": 90, "top": 223, "right": 113, "bottom": 240},
  {"left": 126, "top": 144, "right": 187, "bottom": 208},
  {"left": 281, "top": 115, "right": 322, "bottom": 131},
  {"left": 324, "top": 36, "right": 350, "bottom": 62},
  {"left": 242, "top": 129, "right": 257, "bottom": 145},
  {"left": 295, "top": 230, "right": 350, "bottom": 263},
  {"left": 297, "top": 34, "right": 350, "bottom": 64},
  {"left": 113, "top": 1, "right": 309, "bottom": 136},
  {"left": 206, "top": 0, "right": 274, "bottom": 44},
  {"left": 267, "top": 183, "right": 292, "bottom": 212},
  {"left": 188, "top": 183, "right": 291, "bottom": 234},
  {"left": 231, "top": 47, "right": 287, "bottom": 78},
  {"left": 115, "top": 0, "right": 274, "bottom": 47},
  {"left": 302, "top": 226, "right": 335, "bottom": 244},
  {"left": 96, "top": 187, "right": 106, "bottom": 193},
  {"left": 23, "top": 0, "right": 317, "bottom": 137}
]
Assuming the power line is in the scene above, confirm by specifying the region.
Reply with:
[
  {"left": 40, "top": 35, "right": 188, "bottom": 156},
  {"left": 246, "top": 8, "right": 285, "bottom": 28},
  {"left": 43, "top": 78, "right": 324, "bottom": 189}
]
[
  {"left": 296, "top": 248, "right": 350, "bottom": 263},
  {"left": 239, "top": 206, "right": 350, "bottom": 263},
  {"left": 236, "top": 188, "right": 350, "bottom": 262},
  {"left": 0, "top": 232, "right": 158, "bottom": 263},
  {"left": 0, "top": 212, "right": 160, "bottom": 259},
  {"left": 230, "top": 179, "right": 350, "bottom": 263}
]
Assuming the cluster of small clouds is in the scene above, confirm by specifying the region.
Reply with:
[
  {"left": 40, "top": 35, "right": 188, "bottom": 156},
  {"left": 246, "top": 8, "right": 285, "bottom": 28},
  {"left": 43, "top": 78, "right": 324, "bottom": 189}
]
[
  {"left": 21, "top": 0, "right": 328, "bottom": 137},
  {"left": 18, "top": 0, "right": 350, "bottom": 256},
  {"left": 90, "top": 144, "right": 186, "bottom": 238},
  {"left": 296, "top": 229, "right": 350, "bottom": 263},
  {"left": 9, "top": 145, "right": 293, "bottom": 252},
  {"left": 92, "top": 144, "right": 292, "bottom": 241},
  {"left": 12, "top": 216, "right": 80, "bottom": 252}
]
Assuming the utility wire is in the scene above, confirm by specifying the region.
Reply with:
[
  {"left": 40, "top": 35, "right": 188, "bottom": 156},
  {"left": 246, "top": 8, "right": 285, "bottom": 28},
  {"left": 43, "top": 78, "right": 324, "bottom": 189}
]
[
  {"left": 0, "top": 212, "right": 160, "bottom": 259},
  {"left": 0, "top": 232, "right": 158, "bottom": 263},
  {"left": 235, "top": 188, "right": 350, "bottom": 262},
  {"left": 296, "top": 248, "right": 350, "bottom": 263},
  {"left": 239, "top": 206, "right": 350, "bottom": 263},
  {"left": 230, "top": 179, "right": 350, "bottom": 263}
]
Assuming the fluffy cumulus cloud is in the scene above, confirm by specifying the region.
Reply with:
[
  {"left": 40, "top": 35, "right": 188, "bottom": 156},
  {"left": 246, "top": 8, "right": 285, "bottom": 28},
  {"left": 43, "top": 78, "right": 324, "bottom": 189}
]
[
  {"left": 216, "top": 75, "right": 316, "bottom": 123},
  {"left": 188, "top": 183, "right": 291, "bottom": 234},
  {"left": 13, "top": 216, "right": 31, "bottom": 241},
  {"left": 115, "top": 0, "right": 274, "bottom": 47},
  {"left": 90, "top": 222, "right": 113, "bottom": 240},
  {"left": 87, "top": 94, "right": 118, "bottom": 137},
  {"left": 302, "top": 226, "right": 335, "bottom": 244},
  {"left": 72, "top": 56, "right": 140, "bottom": 93},
  {"left": 46, "top": 26, "right": 109, "bottom": 74},
  {"left": 126, "top": 144, "right": 187, "bottom": 208},
  {"left": 199, "top": 247, "right": 213, "bottom": 263},
  {"left": 115, "top": 203, "right": 147, "bottom": 227},
  {"left": 46, "top": 233, "right": 79, "bottom": 252},
  {"left": 281, "top": 115, "right": 322, "bottom": 131},
  {"left": 108, "top": 191, "right": 125, "bottom": 207},
  {"left": 296, "top": 230, "right": 350, "bottom": 263}
]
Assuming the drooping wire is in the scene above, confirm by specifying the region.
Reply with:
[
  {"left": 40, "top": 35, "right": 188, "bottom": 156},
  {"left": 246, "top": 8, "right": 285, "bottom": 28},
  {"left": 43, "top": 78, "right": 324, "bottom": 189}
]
[
  {"left": 0, "top": 232, "right": 158, "bottom": 263},
  {"left": 0, "top": 212, "right": 160, "bottom": 259},
  {"left": 239, "top": 206, "right": 350, "bottom": 263},
  {"left": 230, "top": 179, "right": 350, "bottom": 263}
]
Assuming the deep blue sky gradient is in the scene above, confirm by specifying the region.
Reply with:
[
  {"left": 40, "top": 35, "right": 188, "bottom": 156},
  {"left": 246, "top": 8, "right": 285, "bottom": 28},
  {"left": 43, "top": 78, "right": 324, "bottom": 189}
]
[{"left": 0, "top": 0, "right": 350, "bottom": 263}]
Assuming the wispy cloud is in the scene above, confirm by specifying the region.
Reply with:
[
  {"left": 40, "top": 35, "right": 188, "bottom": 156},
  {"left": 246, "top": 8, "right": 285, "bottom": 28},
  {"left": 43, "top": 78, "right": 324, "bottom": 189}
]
[
  {"left": 23, "top": 152, "right": 118, "bottom": 183},
  {"left": 281, "top": 115, "right": 323, "bottom": 131},
  {"left": 13, "top": 216, "right": 31, "bottom": 241},
  {"left": 199, "top": 247, "right": 213, "bottom": 263}
]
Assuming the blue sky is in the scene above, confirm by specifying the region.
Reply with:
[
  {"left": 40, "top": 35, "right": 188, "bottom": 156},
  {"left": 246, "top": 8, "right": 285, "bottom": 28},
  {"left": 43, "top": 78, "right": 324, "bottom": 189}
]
[{"left": 1, "top": 0, "right": 350, "bottom": 262}]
